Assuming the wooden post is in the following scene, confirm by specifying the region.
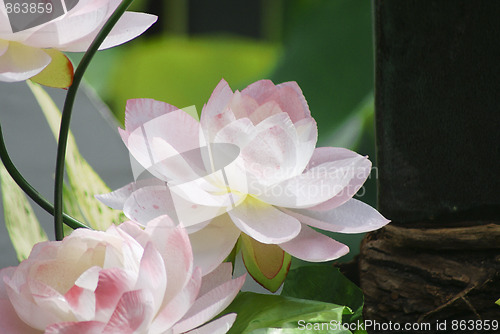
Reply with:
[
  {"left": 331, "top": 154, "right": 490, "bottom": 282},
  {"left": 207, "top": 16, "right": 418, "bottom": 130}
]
[{"left": 360, "top": 0, "right": 500, "bottom": 328}]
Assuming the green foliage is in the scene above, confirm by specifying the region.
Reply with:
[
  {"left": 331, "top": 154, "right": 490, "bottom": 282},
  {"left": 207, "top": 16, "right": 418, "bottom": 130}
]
[
  {"left": 0, "top": 163, "right": 48, "bottom": 262},
  {"left": 27, "top": 82, "right": 125, "bottom": 232},
  {"left": 222, "top": 292, "right": 351, "bottom": 334},
  {"left": 282, "top": 265, "right": 364, "bottom": 325},
  {"left": 107, "top": 36, "right": 280, "bottom": 124}
]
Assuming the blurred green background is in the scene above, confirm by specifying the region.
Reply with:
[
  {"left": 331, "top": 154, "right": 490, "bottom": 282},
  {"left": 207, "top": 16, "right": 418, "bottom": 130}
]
[{"left": 70, "top": 0, "right": 376, "bottom": 263}]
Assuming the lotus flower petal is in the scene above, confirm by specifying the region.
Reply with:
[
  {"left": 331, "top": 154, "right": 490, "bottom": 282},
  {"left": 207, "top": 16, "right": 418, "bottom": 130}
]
[
  {"left": 279, "top": 225, "right": 349, "bottom": 262},
  {"left": 0, "top": 219, "right": 243, "bottom": 332}
]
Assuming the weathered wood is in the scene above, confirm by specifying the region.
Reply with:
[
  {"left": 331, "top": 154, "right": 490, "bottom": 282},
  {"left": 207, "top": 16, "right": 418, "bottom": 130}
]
[
  {"left": 360, "top": 223, "right": 500, "bottom": 330},
  {"left": 360, "top": 0, "right": 500, "bottom": 329}
]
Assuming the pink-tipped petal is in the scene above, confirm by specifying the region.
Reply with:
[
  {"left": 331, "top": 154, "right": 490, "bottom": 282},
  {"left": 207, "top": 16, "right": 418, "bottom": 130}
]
[
  {"left": 189, "top": 216, "right": 241, "bottom": 275},
  {"left": 241, "top": 80, "right": 310, "bottom": 123},
  {"left": 135, "top": 243, "right": 167, "bottom": 313},
  {"left": 150, "top": 268, "right": 202, "bottom": 334},
  {"left": 124, "top": 99, "right": 181, "bottom": 136},
  {"left": 173, "top": 274, "right": 245, "bottom": 334},
  {"left": 94, "top": 268, "right": 134, "bottom": 321},
  {"left": 279, "top": 225, "right": 349, "bottom": 262},
  {"left": 180, "top": 313, "right": 237, "bottom": 334},
  {"left": 275, "top": 81, "right": 311, "bottom": 122},
  {"left": 0, "top": 268, "right": 40, "bottom": 334},
  {"left": 228, "top": 198, "right": 301, "bottom": 244},
  {"left": 45, "top": 321, "right": 106, "bottom": 334},
  {"left": 240, "top": 80, "right": 277, "bottom": 104},
  {"left": 240, "top": 117, "right": 297, "bottom": 185},
  {"left": 201, "top": 79, "right": 236, "bottom": 140},
  {"left": 145, "top": 217, "right": 194, "bottom": 302},
  {"left": 0, "top": 43, "right": 51, "bottom": 82},
  {"left": 282, "top": 198, "right": 390, "bottom": 234},
  {"left": 103, "top": 290, "right": 155, "bottom": 334}
]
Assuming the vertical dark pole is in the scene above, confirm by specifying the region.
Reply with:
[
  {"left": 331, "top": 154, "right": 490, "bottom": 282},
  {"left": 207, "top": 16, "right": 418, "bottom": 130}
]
[{"left": 360, "top": 0, "right": 500, "bottom": 328}]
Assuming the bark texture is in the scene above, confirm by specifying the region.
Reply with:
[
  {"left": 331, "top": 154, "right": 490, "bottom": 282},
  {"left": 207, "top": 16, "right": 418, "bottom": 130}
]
[
  {"left": 361, "top": 1, "right": 500, "bottom": 331},
  {"left": 360, "top": 223, "right": 500, "bottom": 332}
]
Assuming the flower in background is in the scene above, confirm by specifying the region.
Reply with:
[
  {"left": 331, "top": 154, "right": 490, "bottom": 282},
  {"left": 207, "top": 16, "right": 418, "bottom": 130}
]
[
  {"left": 0, "top": 216, "right": 245, "bottom": 333},
  {"left": 98, "top": 79, "right": 389, "bottom": 291},
  {"left": 0, "top": 0, "right": 157, "bottom": 84}
]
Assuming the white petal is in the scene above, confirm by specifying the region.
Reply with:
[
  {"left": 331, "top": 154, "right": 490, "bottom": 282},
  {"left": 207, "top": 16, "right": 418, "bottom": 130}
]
[
  {"left": 150, "top": 268, "right": 202, "bottom": 334},
  {"left": 145, "top": 217, "right": 194, "bottom": 303},
  {"left": 61, "top": 12, "right": 157, "bottom": 51},
  {"left": 293, "top": 117, "right": 318, "bottom": 175},
  {"left": 189, "top": 215, "right": 241, "bottom": 275},
  {"left": 135, "top": 243, "right": 167, "bottom": 314},
  {"left": 279, "top": 225, "right": 349, "bottom": 262},
  {"left": 23, "top": 0, "right": 111, "bottom": 49},
  {"left": 240, "top": 115, "right": 297, "bottom": 185},
  {"left": 228, "top": 197, "right": 301, "bottom": 244},
  {"left": 95, "top": 179, "right": 161, "bottom": 210},
  {"left": 306, "top": 147, "right": 372, "bottom": 211},
  {"left": 0, "top": 43, "right": 50, "bottom": 82},
  {"left": 173, "top": 274, "right": 245, "bottom": 334},
  {"left": 282, "top": 198, "right": 390, "bottom": 233},
  {"left": 257, "top": 155, "right": 369, "bottom": 208}
]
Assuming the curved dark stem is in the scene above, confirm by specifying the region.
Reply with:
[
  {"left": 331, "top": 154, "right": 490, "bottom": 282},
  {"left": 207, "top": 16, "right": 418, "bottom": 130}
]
[
  {"left": 0, "top": 124, "right": 88, "bottom": 230},
  {"left": 54, "top": 0, "right": 134, "bottom": 240}
]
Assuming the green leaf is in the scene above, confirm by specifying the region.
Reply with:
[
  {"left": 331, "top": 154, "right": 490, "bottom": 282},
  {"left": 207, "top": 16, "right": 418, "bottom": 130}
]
[
  {"left": 241, "top": 233, "right": 292, "bottom": 292},
  {"left": 282, "top": 265, "right": 364, "bottom": 324},
  {"left": 222, "top": 292, "right": 351, "bottom": 334},
  {"left": 27, "top": 82, "right": 124, "bottom": 231},
  {"left": 0, "top": 163, "right": 48, "bottom": 262},
  {"left": 30, "top": 49, "right": 74, "bottom": 89},
  {"left": 108, "top": 36, "right": 280, "bottom": 124},
  {"left": 496, "top": 298, "right": 500, "bottom": 306}
]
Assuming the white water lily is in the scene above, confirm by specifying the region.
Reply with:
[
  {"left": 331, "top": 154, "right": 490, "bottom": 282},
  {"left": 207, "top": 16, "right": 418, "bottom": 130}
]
[{"left": 98, "top": 79, "right": 390, "bottom": 276}]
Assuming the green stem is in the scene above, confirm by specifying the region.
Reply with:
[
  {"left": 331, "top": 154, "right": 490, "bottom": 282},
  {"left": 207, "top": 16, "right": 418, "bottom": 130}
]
[
  {"left": 54, "top": 0, "right": 134, "bottom": 241},
  {"left": 0, "top": 124, "right": 88, "bottom": 230}
]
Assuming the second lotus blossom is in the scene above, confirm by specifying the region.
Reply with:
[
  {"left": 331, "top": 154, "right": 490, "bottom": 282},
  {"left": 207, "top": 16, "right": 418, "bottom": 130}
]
[
  {"left": 0, "top": 216, "right": 245, "bottom": 333},
  {"left": 98, "top": 79, "right": 389, "bottom": 288}
]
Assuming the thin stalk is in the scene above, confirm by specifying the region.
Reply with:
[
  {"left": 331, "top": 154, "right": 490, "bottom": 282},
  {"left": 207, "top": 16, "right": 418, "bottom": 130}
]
[
  {"left": 54, "top": 0, "right": 134, "bottom": 240},
  {"left": 0, "top": 124, "right": 88, "bottom": 230}
]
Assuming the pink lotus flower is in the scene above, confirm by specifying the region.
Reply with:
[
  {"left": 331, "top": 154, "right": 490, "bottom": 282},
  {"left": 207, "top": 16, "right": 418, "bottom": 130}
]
[
  {"left": 0, "top": 217, "right": 245, "bottom": 333},
  {"left": 98, "top": 79, "right": 390, "bottom": 276},
  {"left": 0, "top": 0, "right": 157, "bottom": 82}
]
